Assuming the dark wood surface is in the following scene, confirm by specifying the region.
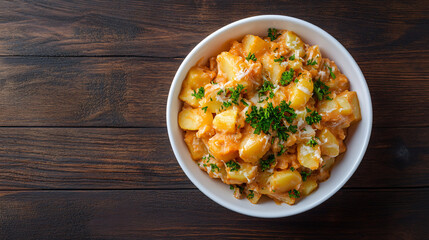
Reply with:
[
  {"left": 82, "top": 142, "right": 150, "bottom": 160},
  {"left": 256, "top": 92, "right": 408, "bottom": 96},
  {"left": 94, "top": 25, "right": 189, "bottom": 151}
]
[{"left": 0, "top": 1, "right": 428, "bottom": 239}]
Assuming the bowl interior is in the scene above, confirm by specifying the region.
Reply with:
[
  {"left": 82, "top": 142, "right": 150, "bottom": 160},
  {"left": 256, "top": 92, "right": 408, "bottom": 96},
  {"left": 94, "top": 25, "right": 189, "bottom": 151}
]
[{"left": 167, "top": 15, "right": 372, "bottom": 218}]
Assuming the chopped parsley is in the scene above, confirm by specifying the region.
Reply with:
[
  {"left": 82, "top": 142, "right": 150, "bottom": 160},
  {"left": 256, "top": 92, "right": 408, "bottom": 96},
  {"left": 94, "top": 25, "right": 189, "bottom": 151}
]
[
  {"left": 258, "top": 80, "right": 275, "bottom": 99},
  {"left": 327, "top": 66, "right": 336, "bottom": 79},
  {"left": 202, "top": 106, "right": 208, "bottom": 113},
  {"left": 202, "top": 154, "right": 214, "bottom": 161},
  {"left": 280, "top": 68, "right": 294, "bottom": 86},
  {"left": 307, "top": 137, "right": 318, "bottom": 147},
  {"left": 288, "top": 54, "right": 295, "bottom": 61},
  {"left": 290, "top": 167, "right": 295, "bottom": 172},
  {"left": 300, "top": 171, "right": 311, "bottom": 181},
  {"left": 313, "top": 78, "right": 332, "bottom": 101},
  {"left": 274, "top": 56, "right": 285, "bottom": 63},
  {"left": 268, "top": 28, "right": 281, "bottom": 41},
  {"left": 222, "top": 101, "right": 232, "bottom": 109},
  {"left": 191, "top": 87, "right": 205, "bottom": 99},
  {"left": 288, "top": 189, "right": 300, "bottom": 198},
  {"left": 307, "top": 58, "right": 317, "bottom": 66},
  {"left": 229, "top": 84, "right": 245, "bottom": 105},
  {"left": 210, "top": 163, "right": 220, "bottom": 172},
  {"left": 240, "top": 99, "right": 249, "bottom": 106},
  {"left": 260, "top": 154, "right": 275, "bottom": 171},
  {"left": 277, "top": 145, "right": 287, "bottom": 156},
  {"left": 217, "top": 89, "right": 224, "bottom": 95},
  {"left": 247, "top": 190, "right": 254, "bottom": 199},
  {"left": 211, "top": 81, "right": 218, "bottom": 85},
  {"left": 226, "top": 160, "right": 241, "bottom": 172},
  {"left": 245, "top": 101, "right": 297, "bottom": 142},
  {"left": 246, "top": 52, "right": 257, "bottom": 62},
  {"left": 230, "top": 185, "right": 234, "bottom": 190},
  {"left": 305, "top": 109, "right": 322, "bottom": 125}
]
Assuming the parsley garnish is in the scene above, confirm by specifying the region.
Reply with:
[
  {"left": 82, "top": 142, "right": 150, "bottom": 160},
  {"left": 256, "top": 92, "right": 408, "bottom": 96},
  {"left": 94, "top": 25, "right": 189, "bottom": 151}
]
[
  {"left": 246, "top": 52, "right": 257, "bottom": 62},
  {"left": 277, "top": 145, "right": 287, "bottom": 156},
  {"left": 230, "top": 185, "right": 234, "bottom": 190},
  {"left": 290, "top": 167, "right": 295, "bottom": 172},
  {"left": 260, "top": 154, "right": 275, "bottom": 171},
  {"left": 222, "top": 101, "right": 232, "bottom": 109},
  {"left": 305, "top": 109, "right": 322, "bottom": 125},
  {"left": 327, "top": 66, "right": 336, "bottom": 79},
  {"left": 229, "top": 84, "right": 245, "bottom": 105},
  {"left": 307, "top": 137, "right": 318, "bottom": 147},
  {"left": 307, "top": 58, "right": 317, "bottom": 66},
  {"left": 202, "top": 106, "right": 208, "bottom": 113},
  {"left": 313, "top": 78, "right": 332, "bottom": 101},
  {"left": 274, "top": 56, "right": 285, "bottom": 63},
  {"left": 247, "top": 190, "right": 254, "bottom": 199},
  {"left": 288, "top": 189, "right": 301, "bottom": 198},
  {"left": 280, "top": 68, "right": 294, "bottom": 86},
  {"left": 217, "top": 89, "right": 224, "bottom": 95},
  {"left": 245, "top": 101, "right": 297, "bottom": 142},
  {"left": 191, "top": 87, "right": 205, "bottom": 99},
  {"left": 300, "top": 171, "right": 311, "bottom": 181},
  {"left": 289, "top": 54, "right": 295, "bottom": 61},
  {"left": 210, "top": 163, "right": 220, "bottom": 172},
  {"left": 211, "top": 81, "right": 218, "bottom": 85},
  {"left": 226, "top": 160, "right": 241, "bottom": 172},
  {"left": 258, "top": 80, "right": 275, "bottom": 99},
  {"left": 268, "top": 28, "right": 281, "bottom": 41},
  {"left": 240, "top": 99, "right": 249, "bottom": 106}
]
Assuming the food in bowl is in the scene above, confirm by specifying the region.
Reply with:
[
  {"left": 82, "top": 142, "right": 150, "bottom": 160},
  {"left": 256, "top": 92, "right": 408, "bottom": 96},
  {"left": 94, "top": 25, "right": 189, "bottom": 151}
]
[{"left": 177, "top": 28, "right": 361, "bottom": 205}]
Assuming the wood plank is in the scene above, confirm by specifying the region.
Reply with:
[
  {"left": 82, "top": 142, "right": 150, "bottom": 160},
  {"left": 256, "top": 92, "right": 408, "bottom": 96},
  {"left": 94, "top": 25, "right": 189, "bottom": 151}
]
[
  {"left": 0, "top": 127, "right": 427, "bottom": 190},
  {"left": 0, "top": 189, "right": 427, "bottom": 239},
  {"left": 0, "top": 57, "right": 427, "bottom": 127},
  {"left": 0, "top": 0, "right": 427, "bottom": 58}
]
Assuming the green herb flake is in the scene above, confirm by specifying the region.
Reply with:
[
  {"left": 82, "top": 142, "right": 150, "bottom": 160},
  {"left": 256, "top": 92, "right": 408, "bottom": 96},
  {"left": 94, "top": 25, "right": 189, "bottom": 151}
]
[
  {"left": 290, "top": 167, "right": 295, "bottom": 172},
  {"left": 307, "top": 58, "right": 317, "bottom": 66},
  {"left": 268, "top": 28, "right": 281, "bottom": 41},
  {"left": 246, "top": 52, "right": 257, "bottom": 62},
  {"left": 260, "top": 154, "right": 276, "bottom": 172},
  {"left": 313, "top": 78, "right": 332, "bottom": 101},
  {"left": 247, "top": 190, "right": 254, "bottom": 199},
  {"left": 327, "top": 66, "right": 336, "bottom": 79},
  {"left": 202, "top": 106, "right": 208, "bottom": 113},
  {"left": 289, "top": 54, "right": 295, "bottom": 61},
  {"left": 274, "top": 56, "right": 285, "bottom": 63},
  {"left": 230, "top": 84, "right": 245, "bottom": 105},
  {"left": 305, "top": 109, "right": 322, "bottom": 125},
  {"left": 226, "top": 160, "right": 241, "bottom": 172},
  {"left": 210, "top": 163, "right": 220, "bottom": 172},
  {"left": 300, "top": 171, "right": 311, "bottom": 181},
  {"left": 191, "top": 87, "right": 205, "bottom": 99},
  {"left": 288, "top": 189, "right": 301, "bottom": 198},
  {"left": 230, "top": 185, "right": 234, "bottom": 190},
  {"left": 240, "top": 99, "right": 249, "bottom": 106},
  {"left": 280, "top": 68, "right": 294, "bottom": 86},
  {"left": 307, "top": 137, "right": 318, "bottom": 147}
]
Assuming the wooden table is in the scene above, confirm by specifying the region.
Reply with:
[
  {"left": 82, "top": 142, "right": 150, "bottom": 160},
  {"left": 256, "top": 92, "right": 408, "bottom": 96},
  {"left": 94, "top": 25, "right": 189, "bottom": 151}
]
[{"left": 0, "top": 1, "right": 427, "bottom": 239}]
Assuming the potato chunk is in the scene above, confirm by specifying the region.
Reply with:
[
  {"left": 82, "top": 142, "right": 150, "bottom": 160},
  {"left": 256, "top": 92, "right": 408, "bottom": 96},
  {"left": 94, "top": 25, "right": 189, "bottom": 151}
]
[
  {"left": 179, "top": 67, "right": 215, "bottom": 107},
  {"left": 260, "top": 54, "right": 287, "bottom": 85},
  {"left": 207, "top": 133, "right": 240, "bottom": 162},
  {"left": 300, "top": 179, "right": 318, "bottom": 196},
  {"left": 213, "top": 108, "right": 238, "bottom": 133},
  {"left": 289, "top": 70, "right": 314, "bottom": 109},
  {"left": 269, "top": 169, "right": 302, "bottom": 193},
  {"left": 279, "top": 31, "right": 305, "bottom": 58},
  {"left": 184, "top": 131, "right": 207, "bottom": 160},
  {"left": 336, "top": 91, "right": 361, "bottom": 122},
  {"left": 239, "top": 132, "right": 271, "bottom": 163},
  {"left": 178, "top": 108, "right": 213, "bottom": 131},
  {"left": 242, "top": 35, "right": 270, "bottom": 58},
  {"left": 297, "top": 143, "right": 321, "bottom": 170},
  {"left": 318, "top": 128, "right": 340, "bottom": 157},
  {"left": 225, "top": 161, "right": 258, "bottom": 184}
]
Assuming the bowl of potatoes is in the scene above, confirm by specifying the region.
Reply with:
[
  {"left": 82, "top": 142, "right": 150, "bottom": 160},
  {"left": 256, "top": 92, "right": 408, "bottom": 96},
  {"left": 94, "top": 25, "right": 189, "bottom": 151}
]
[{"left": 166, "top": 15, "right": 372, "bottom": 218}]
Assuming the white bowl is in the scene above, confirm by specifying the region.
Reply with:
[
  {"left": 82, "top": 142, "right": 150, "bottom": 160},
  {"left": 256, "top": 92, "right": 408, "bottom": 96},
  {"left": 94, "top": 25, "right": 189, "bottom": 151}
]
[{"left": 166, "top": 15, "right": 372, "bottom": 218}]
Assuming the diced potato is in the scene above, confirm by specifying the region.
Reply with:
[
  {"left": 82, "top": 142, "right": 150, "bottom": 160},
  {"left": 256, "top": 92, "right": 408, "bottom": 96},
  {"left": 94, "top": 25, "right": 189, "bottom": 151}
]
[
  {"left": 318, "top": 128, "right": 340, "bottom": 157},
  {"left": 178, "top": 108, "right": 213, "bottom": 131},
  {"left": 297, "top": 143, "right": 321, "bottom": 170},
  {"left": 225, "top": 162, "right": 258, "bottom": 184},
  {"left": 179, "top": 67, "right": 215, "bottom": 107},
  {"left": 300, "top": 179, "right": 318, "bottom": 196},
  {"left": 184, "top": 131, "right": 207, "bottom": 160},
  {"left": 281, "top": 31, "right": 305, "bottom": 58},
  {"left": 289, "top": 71, "right": 314, "bottom": 109},
  {"left": 336, "top": 91, "right": 361, "bottom": 122},
  {"left": 239, "top": 132, "right": 271, "bottom": 163},
  {"left": 256, "top": 171, "right": 273, "bottom": 194},
  {"left": 207, "top": 133, "right": 240, "bottom": 161},
  {"left": 199, "top": 85, "right": 223, "bottom": 113},
  {"left": 317, "top": 98, "right": 340, "bottom": 121},
  {"left": 217, "top": 52, "right": 262, "bottom": 89},
  {"left": 213, "top": 108, "right": 238, "bottom": 133},
  {"left": 260, "top": 54, "right": 287, "bottom": 85},
  {"left": 242, "top": 35, "right": 270, "bottom": 58},
  {"left": 288, "top": 59, "right": 302, "bottom": 70},
  {"left": 269, "top": 169, "right": 302, "bottom": 193},
  {"left": 322, "top": 156, "right": 336, "bottom": 170},
  {"left": 247, "top": 189, "right": 262, "bottom": 204}
]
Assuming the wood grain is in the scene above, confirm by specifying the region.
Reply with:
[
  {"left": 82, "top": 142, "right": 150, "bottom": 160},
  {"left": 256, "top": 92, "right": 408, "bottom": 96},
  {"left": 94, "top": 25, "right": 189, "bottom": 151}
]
[
  {"left": 0, "top": 189, "right": 427, "bottom": 239},
  {"left": 0, "top": 57, "right": 427, "bottom": 127},
  {"left": 0, "top": 127, "right": 427, "bottom": 190},
  {"left": 0, "top": 0, "right": 427, "bottom": 58}
]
